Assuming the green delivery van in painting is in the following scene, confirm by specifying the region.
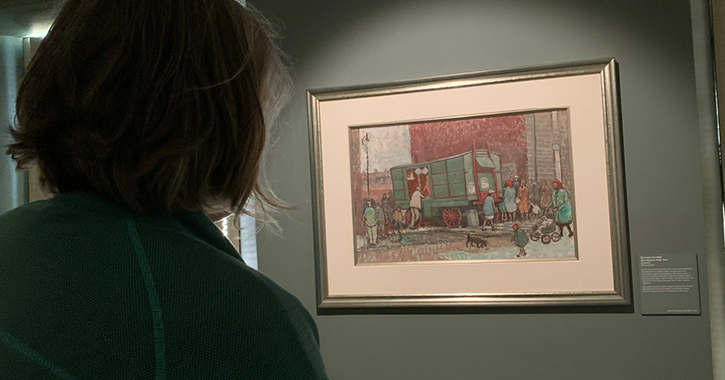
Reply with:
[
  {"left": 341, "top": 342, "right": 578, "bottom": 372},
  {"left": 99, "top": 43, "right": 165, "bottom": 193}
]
[{"left": 390, "top": 146, "right": 502, "bottom": 228}]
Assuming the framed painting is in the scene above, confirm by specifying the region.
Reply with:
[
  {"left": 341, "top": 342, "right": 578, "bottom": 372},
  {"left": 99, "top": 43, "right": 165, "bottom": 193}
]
[{"left": 308, "top": 58, "right": 630, "bottom": 309}]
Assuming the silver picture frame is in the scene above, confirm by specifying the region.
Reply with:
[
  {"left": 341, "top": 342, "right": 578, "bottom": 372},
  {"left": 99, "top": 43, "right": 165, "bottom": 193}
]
[{"left": 308, "top": 58, "right": 630, "bottom": 310}]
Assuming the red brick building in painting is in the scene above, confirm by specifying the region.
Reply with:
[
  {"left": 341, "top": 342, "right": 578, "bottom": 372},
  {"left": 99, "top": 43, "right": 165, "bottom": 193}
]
[
  {"left": 408, "top": 115, "right": 527, "bottom": 177},
  {"left": 409, "top": 111, "right": 572, "bottom": 190}
]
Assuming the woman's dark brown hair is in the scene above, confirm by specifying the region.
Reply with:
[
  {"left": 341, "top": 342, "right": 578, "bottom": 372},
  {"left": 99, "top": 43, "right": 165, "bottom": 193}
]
[{"left": 7, "top": 0, "right": 291, "bottom": 224}]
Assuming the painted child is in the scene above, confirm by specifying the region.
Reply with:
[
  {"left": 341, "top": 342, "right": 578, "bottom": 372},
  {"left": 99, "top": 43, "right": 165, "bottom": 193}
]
[
  {"left": 393, "top": 206, "right": 405, "bottom": 229},
  {"left": 511, "top": 224, "right": 529, "bottom": 258}
]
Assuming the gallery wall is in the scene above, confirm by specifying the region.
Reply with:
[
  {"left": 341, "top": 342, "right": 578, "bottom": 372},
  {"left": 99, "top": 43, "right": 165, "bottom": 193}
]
[
  {"left": 254, "top": 0, "right": 716, "bottom": 379},
  {"left": 0, "top": 36, "right": 26, "bottom": 215}
]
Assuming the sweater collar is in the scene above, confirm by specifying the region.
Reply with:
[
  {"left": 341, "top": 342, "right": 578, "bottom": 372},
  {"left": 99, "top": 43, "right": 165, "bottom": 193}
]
[{"left": 50, "top": 191, "right": 242, "bottom": 262}]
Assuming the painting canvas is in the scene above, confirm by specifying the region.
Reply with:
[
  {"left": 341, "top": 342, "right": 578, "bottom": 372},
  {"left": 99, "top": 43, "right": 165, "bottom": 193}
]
[
  {"left": 308, "top": 58, "right": 630, "bottom": 309},
  {"left": 351, "top": 110, "right": 576, "bottom": 265}
]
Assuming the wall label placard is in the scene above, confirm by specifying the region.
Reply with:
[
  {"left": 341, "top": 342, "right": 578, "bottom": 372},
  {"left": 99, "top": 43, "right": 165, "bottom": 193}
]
[{"left": 639, "top": 253, "right": 700, "bottom": 315}]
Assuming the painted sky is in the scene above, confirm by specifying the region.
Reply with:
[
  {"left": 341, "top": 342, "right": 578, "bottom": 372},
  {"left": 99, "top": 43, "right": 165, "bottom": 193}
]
[{"left": 357, "top": 125, "right": 412, "bottom": 172}]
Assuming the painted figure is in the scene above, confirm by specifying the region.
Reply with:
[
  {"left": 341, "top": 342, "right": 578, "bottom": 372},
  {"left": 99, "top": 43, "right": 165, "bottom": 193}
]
[
  {"left": 421, "top": 179, "right": 431, "bottom": 198},
  {"left": 409, "top": 186, "right": 424, "bottom": 229},
  {"left": 375, "top": 201, "right": 386, "bottom": 234},
  {"left": 512, "top": 224, "right": 529, "bottom": 258},
  {"left": 530, "top": 202, "right": 541, "bottom": 220},
  {"left": 363, "top": 200, "right": 378, "bottom": 245},
  {"left": 482, "top": 190, "right": 496, "bottom": 230},
  {"left": 393, "top": 206, "right": 405, "bottom": 229},
  {"left": 548, "top": 180, "right": 574, "bottom": 238},
  {"left": 540, "top": 179, "right": 552, "bottom": 211},
  {"left": 528, "top": 177, "right": 540, "bottom": 207},
  {"left": 517, "top": 180, "right": 530, "bottom": 219},
  {"left": 503, "top": 180, "right": 517, "bottom": 221},
  {"left": 497, "top": 198, "right": 507, "bottom": 222},
  {"left": 512, "top": 176, "right": 521, "bottom": 219},
  {"left": 380, "top": 192, "right": 393, "bottom": 222}
]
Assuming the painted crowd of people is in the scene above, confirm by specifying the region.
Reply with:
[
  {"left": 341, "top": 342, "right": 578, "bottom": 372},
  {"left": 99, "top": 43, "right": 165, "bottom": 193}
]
[
  {"left": 361, "top": 189, "right": 411, "bottom": 247},
  {"left": 483, "top": 175, "right": 574, "bottom": 239},
  {"left": 361, "top": 175, "right": 574, "bottom": 247}
]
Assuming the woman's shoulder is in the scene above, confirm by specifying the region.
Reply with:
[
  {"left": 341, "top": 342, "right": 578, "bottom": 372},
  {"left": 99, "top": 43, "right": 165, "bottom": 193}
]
[
  {"left": 129, "top": 223, "right": 326, "bottom": 377},
  {"left": 0, "top": 196, "right": 327, "bottom": 378}
]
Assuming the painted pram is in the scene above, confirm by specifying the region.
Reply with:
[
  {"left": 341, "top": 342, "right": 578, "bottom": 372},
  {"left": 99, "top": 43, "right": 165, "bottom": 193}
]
[{"left": 529, "top": 219, "right": 561, "bottom": 244}]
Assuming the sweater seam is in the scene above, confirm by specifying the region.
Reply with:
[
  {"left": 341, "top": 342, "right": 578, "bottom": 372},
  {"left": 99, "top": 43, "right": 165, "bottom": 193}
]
[
  {"left": 133, "top": 222, "right": 194, "bottom": 238},
  {"left": 133, "top": 221, "right": 244, "bottom": 262},
  {"left": 0, "top": 328, "right": 83, "bottom": 380},
  {"left": 125, "top": 218, "right": 167, "bottom": 380}
]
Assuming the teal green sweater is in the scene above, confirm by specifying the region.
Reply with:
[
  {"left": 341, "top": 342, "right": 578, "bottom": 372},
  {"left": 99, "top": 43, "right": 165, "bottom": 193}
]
[{"left": 0, "top": 192, "right": 329, "bottom": 379}]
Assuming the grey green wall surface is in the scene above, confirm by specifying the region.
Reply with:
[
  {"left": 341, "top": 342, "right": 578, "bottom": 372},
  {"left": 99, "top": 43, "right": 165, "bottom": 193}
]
[
  {"left": 254, "top": 0, "right": 716, "bottom": 379},
  {"left": 0, "top": 36, "right": 26, "bottom": 215}
]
